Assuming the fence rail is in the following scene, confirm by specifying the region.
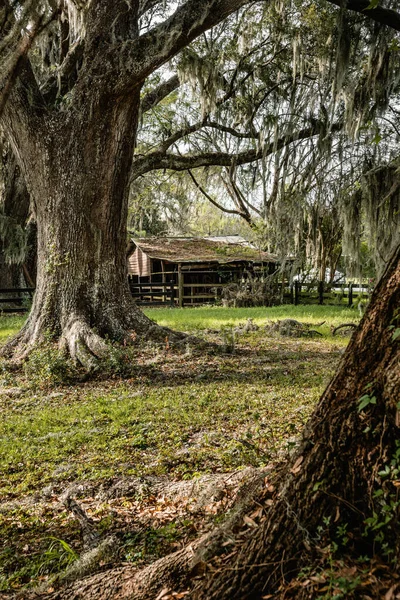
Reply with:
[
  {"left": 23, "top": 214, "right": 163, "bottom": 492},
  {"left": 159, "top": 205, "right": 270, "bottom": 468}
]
[
  {"left": 0, "top": 288, "right": 35, "bottom": 313},
  {"left": 129, "top": 278, "right": 371, "bottom": 307},
  {"left": 0, "top": 281, "right": 371, "bottom": 312}
]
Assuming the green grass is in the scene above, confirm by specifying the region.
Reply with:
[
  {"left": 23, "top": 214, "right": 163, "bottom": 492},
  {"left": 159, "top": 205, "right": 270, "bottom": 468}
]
[
  {"left": 0, "top": 305, "right": 358, "bottom": 342},
  {"left": 0, "top": 314, "right": 25, "bottom": 341},
  {"left": 143, "top": 304, "right": 358, "bottom": 337},
  {"left": 0, "top": 306, "right": 355, "bottom": 591}
]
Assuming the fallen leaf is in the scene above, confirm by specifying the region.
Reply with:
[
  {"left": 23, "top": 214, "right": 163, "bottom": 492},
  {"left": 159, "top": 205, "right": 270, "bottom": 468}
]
[
  {"left": 291, "top": 455, "right": 304, "bottom": 474},
  {"left": 385, "top": 585, "right": 397, "bottom": 600},
  {"left": 243, "top": 515, "right": 258, "bottom": 528},
  {"left": 156, "top": 588, "right": 170, "bottom": 600},
  {"left": 334, "top": 505, "right": 340, "bottom": 522}
]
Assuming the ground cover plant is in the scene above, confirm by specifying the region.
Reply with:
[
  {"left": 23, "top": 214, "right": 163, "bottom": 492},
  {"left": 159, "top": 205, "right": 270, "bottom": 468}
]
[{"left": 0, "top": 306, "right": 353, "bottom": 593}]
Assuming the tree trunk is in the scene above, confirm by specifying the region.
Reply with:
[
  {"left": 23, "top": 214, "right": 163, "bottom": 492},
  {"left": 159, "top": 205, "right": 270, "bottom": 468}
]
[
  {"left": 1, "top": 95, "right": 171, "bottom": 367},
  {"left": 37, "top": 245, "right": 399, "bottom": 600},
  {"left": 197, "top": 243, "right": 400, "bottom": 599}
]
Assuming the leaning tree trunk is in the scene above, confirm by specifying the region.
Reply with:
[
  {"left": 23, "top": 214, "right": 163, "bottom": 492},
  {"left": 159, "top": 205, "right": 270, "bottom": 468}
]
[
  {"left": 1, "top": 94, "right": 168, "bottom": 367},
  {"left": 196, "top": 243, "right": 400, "bottom": 599},
  {"left": 37, "top": 245, "right": 399, "bottom": 600}
]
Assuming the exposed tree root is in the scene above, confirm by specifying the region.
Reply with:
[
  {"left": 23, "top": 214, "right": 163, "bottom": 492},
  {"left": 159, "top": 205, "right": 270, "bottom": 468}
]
[
  {"left": 60, "top": 317, "right": 109, "bottom": 371},
  {"left": 331, "top": 322, "right": 358, "bottom": 335},
  {"left": 0, "top": 305, "right": 211, "bottom": 372},
  {"left": 18, "top": 469, "right": 268, "bottom": 600}
]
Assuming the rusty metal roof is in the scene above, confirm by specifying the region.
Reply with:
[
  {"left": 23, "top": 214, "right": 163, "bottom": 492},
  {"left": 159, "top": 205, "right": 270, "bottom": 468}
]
[{"left": 131, "top": 237, "right": 277, "bottom": 264}]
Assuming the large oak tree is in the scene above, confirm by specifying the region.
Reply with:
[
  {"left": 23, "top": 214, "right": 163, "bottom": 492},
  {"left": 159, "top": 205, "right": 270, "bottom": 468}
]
[
  {"left": 0, "top": 1, "right": 397, "bottom": 599},
  {"left": 0, "top": 0, "right": 267, "bottom": 367}
]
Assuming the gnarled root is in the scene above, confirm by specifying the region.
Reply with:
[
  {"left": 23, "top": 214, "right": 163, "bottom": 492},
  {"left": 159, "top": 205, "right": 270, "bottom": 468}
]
[
  {"left": 60, "top": 317, "right": 109, "bottom": 371},
  {"left": 19, "top": 469, "right": 268, "bottom": 600}
]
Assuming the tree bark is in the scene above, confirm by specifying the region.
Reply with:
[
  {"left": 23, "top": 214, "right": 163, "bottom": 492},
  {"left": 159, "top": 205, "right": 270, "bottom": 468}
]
[{"left": 196, "top": 243, "right": 400, "bottom": 599}]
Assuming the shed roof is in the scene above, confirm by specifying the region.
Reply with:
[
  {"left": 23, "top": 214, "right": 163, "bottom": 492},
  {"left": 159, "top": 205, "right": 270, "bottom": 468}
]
[{"left": 131, "top": 236, "right": 277, "bottom": 264}]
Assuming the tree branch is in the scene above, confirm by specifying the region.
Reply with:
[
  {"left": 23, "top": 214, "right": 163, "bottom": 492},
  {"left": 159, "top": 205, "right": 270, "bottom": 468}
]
[
  {"left": 187, "top": 169, "right": 254, "bottom": 224},
  {"left": 326, "top": 0, "right": 400, "bottom": 31},
  {"left": 141, "top": 74, "right": 180, "bottom": 113},
  {"left": 138, "top": 0, "right": 164, "bottom": 19},
  {"left": 115, "top": 0, "right": 253, "bottom": 92},
  {"left": 0, "top": 2, "right": 48, "bottom": 120},
  {"left": 133, "top": 123, "right": 341, "bottom": 178}
]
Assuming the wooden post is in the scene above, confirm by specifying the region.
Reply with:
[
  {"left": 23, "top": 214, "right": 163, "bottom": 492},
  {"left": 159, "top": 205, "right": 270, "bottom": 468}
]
[
  {"left": 178, "top": 264, "right": 184, "bottom": 308},
  {"left": 161, "top": 261, "right": 166, "bottom": 303},
  {"left": 318, "top": 281, "right": 324, "bottom": 305},
  {"left": 169, "top": 280, "right": 175, "bottom": 307},
  {"left": 348, "top": 283, "right": 353, "bottom": 307},
  {"left": 295, "top": 280, "right": 300, "bottom": 306},
  {"left": 290, "top": 283, "right": 294, "bottom": 305}
]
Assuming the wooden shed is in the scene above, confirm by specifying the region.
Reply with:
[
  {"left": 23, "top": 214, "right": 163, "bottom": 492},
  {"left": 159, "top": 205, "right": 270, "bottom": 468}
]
[{"left": 127, "top": 236, "right": 278, "bottom": 306}]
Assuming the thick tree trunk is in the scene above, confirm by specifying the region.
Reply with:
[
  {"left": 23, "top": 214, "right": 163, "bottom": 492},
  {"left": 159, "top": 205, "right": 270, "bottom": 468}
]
[
  {"left": 36, "top": 245, "right": 399, "bottom": 599},
  {"left": 1, "top": 95, "right": 171, "bottom": 367}
]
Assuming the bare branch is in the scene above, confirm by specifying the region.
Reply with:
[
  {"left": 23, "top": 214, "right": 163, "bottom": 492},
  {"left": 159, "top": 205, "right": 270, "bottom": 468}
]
[{"left": 187, "top": 169, "right": 254, "bottom": 224}]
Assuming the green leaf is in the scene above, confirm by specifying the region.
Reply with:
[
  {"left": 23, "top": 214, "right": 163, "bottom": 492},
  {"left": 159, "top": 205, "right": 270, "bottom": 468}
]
[
  {"left": 358, "top": 394, "right": 377, "bottom": 412},
  {"left": 365, "top": 0, "right": 379, "bottom": 9},
  {"left": 392, "top": 328, "right": 400, "bottom": 341},
  {"left": 371, "top": 131, "right": 382, "bottom": 144}
]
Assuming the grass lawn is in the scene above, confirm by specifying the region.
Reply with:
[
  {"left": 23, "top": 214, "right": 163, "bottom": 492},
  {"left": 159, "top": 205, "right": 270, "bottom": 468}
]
[
  {"left": 148, "top": 303, "right": 358, "bottom": 333},
  {"left": 0, "top": 305, "right": 357, "bottom": 591}
]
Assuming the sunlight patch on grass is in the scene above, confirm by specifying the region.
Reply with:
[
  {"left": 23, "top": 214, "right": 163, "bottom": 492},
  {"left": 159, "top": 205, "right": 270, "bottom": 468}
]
[
  {"left": 0, "top": 315, "right": 25, "bottom": 341},
  {"left": 144, "top": 305, "right": 359, "bottom": 337}
]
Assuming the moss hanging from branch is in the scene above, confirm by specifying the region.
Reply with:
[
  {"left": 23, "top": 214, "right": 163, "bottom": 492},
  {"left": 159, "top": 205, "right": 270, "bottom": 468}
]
[
  {"left": 341, "top": 161, "right": 400, "bottom": 276},
  {"left": 0, "top": 213, "right": 28, "bottom": 264}
]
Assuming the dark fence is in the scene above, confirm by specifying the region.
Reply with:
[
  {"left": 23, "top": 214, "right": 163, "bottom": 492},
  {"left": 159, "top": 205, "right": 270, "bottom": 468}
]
[
  {"left": 129, "top": 280, "right": 176, "bottom": 306},
  {"left": 0, "top": 288, "right": 35, "bottom": 313},
  {"left": 0, "top": 281, "right": 371, "bottom": 312},
  {"left": 285, "top": 281, "right": 370, "bottom": 307},
  {"left": 128, "top": 277, "right": 371, "bottom": 308}
]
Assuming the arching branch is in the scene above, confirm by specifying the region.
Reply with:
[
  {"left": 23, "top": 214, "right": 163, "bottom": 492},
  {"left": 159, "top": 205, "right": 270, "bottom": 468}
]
[
  {"left": 133, "top": 122, "right": 342, "bottom": 178},
  {"left": 115, "top": 0, "right": 253, "bottom": 92}
]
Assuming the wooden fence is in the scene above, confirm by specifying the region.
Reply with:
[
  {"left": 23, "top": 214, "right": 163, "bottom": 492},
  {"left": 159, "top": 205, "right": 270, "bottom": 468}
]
[
  {"left": 0, "top": 281, "right": 371, "bottom": 313},
  {"left": 0, "top": 288, "right": 35, "bottom": 312},
  {"left": 128, "top": 278, "right": 371, "bottom": 308},
  {"left": 284, "top": 281, "right": 370, "bottom": 307}
]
